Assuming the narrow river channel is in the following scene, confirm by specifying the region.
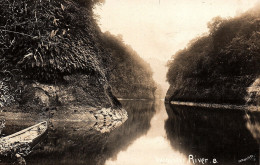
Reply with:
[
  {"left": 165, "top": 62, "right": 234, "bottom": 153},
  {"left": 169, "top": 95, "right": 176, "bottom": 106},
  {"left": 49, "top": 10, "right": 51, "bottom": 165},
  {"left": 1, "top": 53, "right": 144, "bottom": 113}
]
[{"left": 1, "top": 100, "right": 259, "bottom": 165}]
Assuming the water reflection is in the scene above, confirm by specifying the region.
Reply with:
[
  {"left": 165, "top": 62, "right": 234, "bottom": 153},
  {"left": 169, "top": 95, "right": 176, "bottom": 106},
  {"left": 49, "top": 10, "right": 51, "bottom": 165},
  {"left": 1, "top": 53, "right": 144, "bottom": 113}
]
[
  {"left": 1, "top": 101, "right": 259, "bottom": 165},
  {"left": 246, "top": 111, "right": 260, "bottom": 143},
  {"left": 0, "top": 100, "right": 156, "bottom": 165},
  {"left": 165, "top": 104, "right": 259, "bottom": 165},
  {"left": 105, "top": 100, "right": 191, "bottom": 165}
]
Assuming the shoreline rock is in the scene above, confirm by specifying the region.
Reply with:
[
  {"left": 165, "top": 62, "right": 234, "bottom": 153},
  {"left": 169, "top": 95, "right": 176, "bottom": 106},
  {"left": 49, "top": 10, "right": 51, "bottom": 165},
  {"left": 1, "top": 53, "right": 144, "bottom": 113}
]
[{"left": 165, "top": 77, "right": 260, "bottom": 106}]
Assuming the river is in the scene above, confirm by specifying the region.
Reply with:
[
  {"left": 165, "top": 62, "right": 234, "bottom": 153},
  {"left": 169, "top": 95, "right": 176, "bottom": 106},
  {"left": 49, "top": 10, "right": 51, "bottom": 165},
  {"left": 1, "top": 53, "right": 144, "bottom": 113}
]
[{"left": 1, "top": 100, "right": 259, "bottom": 165}]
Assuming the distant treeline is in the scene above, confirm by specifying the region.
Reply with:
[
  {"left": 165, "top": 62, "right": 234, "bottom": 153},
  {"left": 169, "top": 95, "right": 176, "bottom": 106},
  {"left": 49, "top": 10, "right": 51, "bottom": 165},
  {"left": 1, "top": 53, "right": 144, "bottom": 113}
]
[
  {"left": 166, "top": 5, "right": 260, "bottom": 104},
  {"left": 101, "top": 32, "right": 157, "bottom": 99}
]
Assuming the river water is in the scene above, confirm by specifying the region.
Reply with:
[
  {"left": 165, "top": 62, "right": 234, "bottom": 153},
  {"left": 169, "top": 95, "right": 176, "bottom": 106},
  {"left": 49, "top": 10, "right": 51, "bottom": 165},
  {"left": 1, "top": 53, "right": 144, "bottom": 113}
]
[{"left": 1, "top": 100, "right": 259, "bottom": 165}]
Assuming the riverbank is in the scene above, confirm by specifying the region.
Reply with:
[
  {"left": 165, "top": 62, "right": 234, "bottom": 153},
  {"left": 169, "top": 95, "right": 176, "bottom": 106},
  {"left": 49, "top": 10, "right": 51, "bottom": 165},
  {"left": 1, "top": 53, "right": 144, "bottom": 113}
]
[
  {"left": 1, "top": 105, "right": 128, "bottom": 134},
  {"left": 170, "top": 101, "right": 259, "bottom": 112},
  {"left": 166, "top": 5, "right": 260, "bottom": 106},
  {"left": 0, "top": 0, "right": 156, "bottom": 121},
  {"left": 0, "top": 100, "right": 156, "bottom": 164}
]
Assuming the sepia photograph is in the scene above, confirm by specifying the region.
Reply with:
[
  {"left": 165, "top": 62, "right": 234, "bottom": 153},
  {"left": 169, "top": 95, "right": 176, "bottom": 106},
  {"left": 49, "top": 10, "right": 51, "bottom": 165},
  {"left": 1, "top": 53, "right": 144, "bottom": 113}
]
[{"left": 0, "top": 0, "right": 259, "bottom": 164}]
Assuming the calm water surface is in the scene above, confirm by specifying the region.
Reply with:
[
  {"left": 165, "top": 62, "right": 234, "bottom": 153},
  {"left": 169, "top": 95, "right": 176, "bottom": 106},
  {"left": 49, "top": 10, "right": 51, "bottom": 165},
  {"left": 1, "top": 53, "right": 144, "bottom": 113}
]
[{"left": 1, "top": 100, "right": 259, "bottom": 165}]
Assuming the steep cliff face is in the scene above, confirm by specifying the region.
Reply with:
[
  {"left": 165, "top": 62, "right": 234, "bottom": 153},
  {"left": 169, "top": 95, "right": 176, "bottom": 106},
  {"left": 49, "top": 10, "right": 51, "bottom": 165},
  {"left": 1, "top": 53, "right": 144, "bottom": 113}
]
[
  {"left": 166, "top": 5, "right": 260, "bottom": 105},
  {"left": 0, "top": 0, "right": 155, "bottom": 114},
  {"left": 0, "top": 0, "right": 117, "bottom": 111}
]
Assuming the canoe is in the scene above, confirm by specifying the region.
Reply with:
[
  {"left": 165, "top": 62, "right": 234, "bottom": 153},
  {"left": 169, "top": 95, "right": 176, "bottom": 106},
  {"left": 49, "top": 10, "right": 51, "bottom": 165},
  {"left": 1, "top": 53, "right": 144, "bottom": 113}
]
[{"left": 0, "top": 121, "right": 47, "bottom": 156}]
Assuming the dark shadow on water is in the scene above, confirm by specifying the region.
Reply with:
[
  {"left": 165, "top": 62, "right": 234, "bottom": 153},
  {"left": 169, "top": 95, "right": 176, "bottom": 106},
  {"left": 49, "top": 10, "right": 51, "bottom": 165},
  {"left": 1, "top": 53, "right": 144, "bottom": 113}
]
[
  {"left": 165, "top": 103, "right": 260, "bottom": 165},
  {"left": 1, "top": 100, "right": 156, "bottom": 165}
]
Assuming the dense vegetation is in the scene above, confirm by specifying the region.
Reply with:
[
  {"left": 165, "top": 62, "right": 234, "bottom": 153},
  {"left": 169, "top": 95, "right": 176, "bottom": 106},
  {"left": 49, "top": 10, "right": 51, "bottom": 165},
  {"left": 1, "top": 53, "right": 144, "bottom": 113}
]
[
  {"left": 101, "top": 32, "right": 156, "bottom": 99},
  {"left": 166, "top": 6, "right": 260, "bottom": 104},
  {"left": 0, "top": 0, "right": 156, "bottom": 109},
  {"left": 0, "top": 0, "right": 114, "bottom": 109},
  {"left": 0, "top": 0, "right": 107, "bottom": 81}
]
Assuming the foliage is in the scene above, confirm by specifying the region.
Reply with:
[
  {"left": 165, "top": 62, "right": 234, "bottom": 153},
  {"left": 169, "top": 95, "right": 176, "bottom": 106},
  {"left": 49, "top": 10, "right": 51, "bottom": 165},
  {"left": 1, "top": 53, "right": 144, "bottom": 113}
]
[
  {"left": 101, "top": 32, "right": 156, "bottom": 98},
  {"left": 0, "top": 0, "right": 156, "bottom": 107},
  {"left": 0, "top": 0, "right": 106, "bottom": 81},
  {"left": 167, "top": 6, "right": 260, "bottom": 104},
  {"left": 0, "top": 81, "right": 15, "bottom": 107}
]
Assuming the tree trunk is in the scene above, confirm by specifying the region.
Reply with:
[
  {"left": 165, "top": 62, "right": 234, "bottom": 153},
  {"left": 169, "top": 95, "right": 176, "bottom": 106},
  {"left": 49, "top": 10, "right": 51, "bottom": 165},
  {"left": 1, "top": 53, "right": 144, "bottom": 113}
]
[{"left": 103, "top": 83, "right": 122, "bottom": 109}]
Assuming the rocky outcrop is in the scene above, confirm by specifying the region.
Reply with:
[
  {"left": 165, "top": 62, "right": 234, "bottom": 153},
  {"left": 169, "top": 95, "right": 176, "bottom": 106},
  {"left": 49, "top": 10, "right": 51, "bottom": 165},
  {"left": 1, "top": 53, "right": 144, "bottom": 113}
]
[
  {"left": 165, "top": 76, "right": 257, "bottom": 105},
  {"left": 20, "top": 74, "right": 110, "bottom": 111},
  {"left": 92, "top": 108, "right": 128, "bottom": 133},
  {"left": 11, "top": 72, "right": 129, "bottom": 123}
]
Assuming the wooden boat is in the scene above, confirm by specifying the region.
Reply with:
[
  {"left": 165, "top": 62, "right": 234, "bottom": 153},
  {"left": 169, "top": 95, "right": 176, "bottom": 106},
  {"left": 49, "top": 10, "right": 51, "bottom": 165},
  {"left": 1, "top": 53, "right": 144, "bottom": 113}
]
[{"left": 0, "top": 121, "right": 47, "bottom": 156}]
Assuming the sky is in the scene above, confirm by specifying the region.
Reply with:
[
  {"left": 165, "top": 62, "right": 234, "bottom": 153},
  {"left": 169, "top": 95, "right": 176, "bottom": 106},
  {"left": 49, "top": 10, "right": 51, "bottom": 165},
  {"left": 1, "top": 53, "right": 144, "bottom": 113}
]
[{"left": 94, "top": 0, "right": 259, "bottom": 91}]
